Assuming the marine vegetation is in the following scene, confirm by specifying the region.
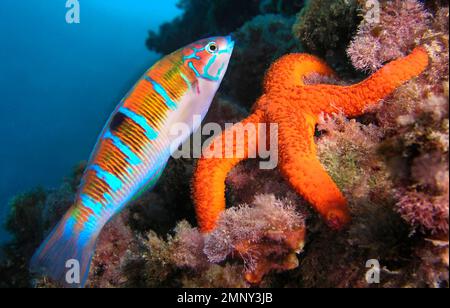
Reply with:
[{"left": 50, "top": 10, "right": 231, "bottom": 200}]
[
  {"left": 292, "top": 0, "right": 361, "bottom": 58},
  {"left": 0, "top": 0, "right": 448, "bottom": 288}
]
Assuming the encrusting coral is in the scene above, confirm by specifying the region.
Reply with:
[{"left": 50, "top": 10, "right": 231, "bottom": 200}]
[{"left": 192, "top": 46, "right": 430, "bottom": 233}]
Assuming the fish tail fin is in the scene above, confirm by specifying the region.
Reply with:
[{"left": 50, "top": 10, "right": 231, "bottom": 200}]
[{"left": 30, "top": 208, "right": 101, "bottom": 288}]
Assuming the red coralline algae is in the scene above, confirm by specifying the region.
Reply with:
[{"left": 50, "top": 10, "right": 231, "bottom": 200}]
[
  {"left": 168, "top": 222, "right": 209, "bottom": 270},
  {"left": 88, "top": 211, "right": 138, "bottom": 287},
  {"left": 415, "top": 239, "right": 449, "bottom": 288},
  {"left": 395, "top": 189, "right": 449, "bottom": 236},
  {"left": 204, "top": 194, "right": 306, "bottom": 284},
  {"left": 348, "top": 0, "right": 431, "bottom": 72}
]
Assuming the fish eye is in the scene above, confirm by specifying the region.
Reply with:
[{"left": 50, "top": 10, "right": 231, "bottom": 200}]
[{"left": 206, "top": 42, "right": 218, "bottom": 53}]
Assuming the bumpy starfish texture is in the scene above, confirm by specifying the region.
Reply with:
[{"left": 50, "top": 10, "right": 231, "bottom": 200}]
[{"left": 193, "top": 47, "right": 429, "bottom": 233}]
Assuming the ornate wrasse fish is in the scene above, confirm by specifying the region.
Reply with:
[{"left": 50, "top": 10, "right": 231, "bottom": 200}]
[{"left": 30, "top": 36, "right": 235, "bottom": 287}]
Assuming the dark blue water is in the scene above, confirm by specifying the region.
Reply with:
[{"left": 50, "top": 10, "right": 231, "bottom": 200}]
[{"left": 0, "top": 0, "right": 181, "bottom": 243}]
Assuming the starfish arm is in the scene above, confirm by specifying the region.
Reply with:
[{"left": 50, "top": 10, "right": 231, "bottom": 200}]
[
  {"left": 192, "top": 109, "right": 266, "bottom": 233},
  {"left": 344, "top": 46, "right": 429, "bottom": 116},
  {"left": 267, "top": 109, "right": 351, "bottom": 229},
  {"left": 309, "top": 47, "right": 430, "bottom": 116},
  {"left": 264, "top": 53, "right": 337, "bottom": 93}
]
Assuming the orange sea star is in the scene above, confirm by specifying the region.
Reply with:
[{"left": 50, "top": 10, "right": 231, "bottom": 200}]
[{"left": 193, "top": 47, "right": 430, "bottom": 233}]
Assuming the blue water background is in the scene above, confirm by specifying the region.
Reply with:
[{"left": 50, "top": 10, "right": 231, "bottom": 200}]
[{"left": 0, "top": 0, "right": 181, "bottom": 244}]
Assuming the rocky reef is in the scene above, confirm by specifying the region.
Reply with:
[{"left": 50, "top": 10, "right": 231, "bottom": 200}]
[
  {"left": 293, "top": 0, "right": 361, "bottom": 68},
  {"left": 1, "top": 0, "right": 448, "bottom": 288},
  {"left": 146, "top": 0, "right": 305, "bottom": 55}
]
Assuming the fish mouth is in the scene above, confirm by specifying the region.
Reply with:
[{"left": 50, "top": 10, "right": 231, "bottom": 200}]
[{"left": 226, "top": 34, "right": 235, "bottom": 51}]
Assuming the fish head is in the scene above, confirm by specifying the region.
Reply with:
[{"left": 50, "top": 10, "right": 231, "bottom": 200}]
[
  {"left": 166, "top": 35, "right": 235, "bottom": 138},
  {"left": 163, "top": 36, "right": 235, "bottom": 153},
  {"left": 181, "top": 35, "right": 235, "bottom": 85}
]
